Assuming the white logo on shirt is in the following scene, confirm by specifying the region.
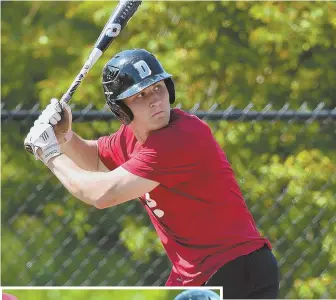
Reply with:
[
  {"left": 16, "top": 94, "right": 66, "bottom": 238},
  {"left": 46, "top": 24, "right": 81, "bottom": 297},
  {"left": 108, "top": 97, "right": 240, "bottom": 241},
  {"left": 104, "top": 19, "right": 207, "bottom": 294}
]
[{"left": 145, "top": 193, "right": 164, "bottom": 218}]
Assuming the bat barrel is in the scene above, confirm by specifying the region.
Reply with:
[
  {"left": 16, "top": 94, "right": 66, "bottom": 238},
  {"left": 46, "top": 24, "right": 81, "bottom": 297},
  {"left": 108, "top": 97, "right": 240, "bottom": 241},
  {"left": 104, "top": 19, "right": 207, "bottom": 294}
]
[
  {"left": 59, "top": 1, "right": 142, "bottom": 104},
  {"left": 95, "top": 0, "right": 142, "bottom": 52}
]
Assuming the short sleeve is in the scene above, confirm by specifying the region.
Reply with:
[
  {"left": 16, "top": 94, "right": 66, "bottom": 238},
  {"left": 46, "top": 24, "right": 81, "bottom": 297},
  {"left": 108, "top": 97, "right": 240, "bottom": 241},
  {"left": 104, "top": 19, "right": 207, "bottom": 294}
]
[
  {"left": 97, "top": 135, "right": 118, "bottom": 170},
  {"left": 122, "top": 129, "right": 201, "bottom": 188}
]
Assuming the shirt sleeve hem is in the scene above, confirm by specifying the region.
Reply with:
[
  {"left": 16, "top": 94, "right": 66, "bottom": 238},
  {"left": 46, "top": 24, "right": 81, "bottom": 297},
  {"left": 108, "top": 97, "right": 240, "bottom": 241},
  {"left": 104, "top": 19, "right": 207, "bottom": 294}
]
[{"left": 97, "top": 136, "right": 117, "bottom": 170}]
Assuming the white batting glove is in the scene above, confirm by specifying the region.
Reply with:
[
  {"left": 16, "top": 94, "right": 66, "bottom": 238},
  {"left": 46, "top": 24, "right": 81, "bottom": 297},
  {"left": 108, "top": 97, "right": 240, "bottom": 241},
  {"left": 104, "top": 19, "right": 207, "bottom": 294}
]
[
  {"left": 35, "top": 98, "right": 62, "bottom": 125},
  {"left": 24, "top": 122, "right": 62, "bottom": 165},
  {"left": 37, "top": 98, "right": 73, "bottom": 144}
]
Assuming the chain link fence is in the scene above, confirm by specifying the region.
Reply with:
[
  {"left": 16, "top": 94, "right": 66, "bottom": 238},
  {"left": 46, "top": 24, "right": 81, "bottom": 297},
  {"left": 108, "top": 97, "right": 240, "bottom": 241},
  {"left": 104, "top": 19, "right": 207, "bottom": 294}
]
[{"left": 2, "top": 103, "right": 335, "bottom": 299}]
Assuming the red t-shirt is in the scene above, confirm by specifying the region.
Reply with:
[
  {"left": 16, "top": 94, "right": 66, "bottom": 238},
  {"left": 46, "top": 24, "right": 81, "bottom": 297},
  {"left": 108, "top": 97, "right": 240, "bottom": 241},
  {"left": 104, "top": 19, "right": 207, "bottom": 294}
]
[{"left": 98, "top": 108, "right": 271, "bottom": 286}]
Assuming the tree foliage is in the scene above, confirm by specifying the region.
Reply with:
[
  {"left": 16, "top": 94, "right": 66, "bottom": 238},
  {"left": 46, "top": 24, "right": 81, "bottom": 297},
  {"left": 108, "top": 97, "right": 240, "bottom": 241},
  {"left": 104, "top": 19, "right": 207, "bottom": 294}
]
[{"left": 2, "top": 1, "right": 335, "bottom": 298}]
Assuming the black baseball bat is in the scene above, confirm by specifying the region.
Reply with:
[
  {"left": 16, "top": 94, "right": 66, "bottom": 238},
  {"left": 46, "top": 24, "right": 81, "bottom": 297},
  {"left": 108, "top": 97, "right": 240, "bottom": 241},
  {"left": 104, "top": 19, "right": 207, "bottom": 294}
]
[
  {"left": 25, "top": 0, "right": 142, "bottom": 154},
  {"left": 61, "top": 0, "right": 143, "bottom": 104}
]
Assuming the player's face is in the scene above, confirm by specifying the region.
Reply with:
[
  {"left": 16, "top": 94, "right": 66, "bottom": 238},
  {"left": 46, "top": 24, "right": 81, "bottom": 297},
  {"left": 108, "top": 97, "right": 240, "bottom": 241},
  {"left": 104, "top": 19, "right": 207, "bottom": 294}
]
[{"left": 124, "top": 80, "right": 171, "bottom": 131}]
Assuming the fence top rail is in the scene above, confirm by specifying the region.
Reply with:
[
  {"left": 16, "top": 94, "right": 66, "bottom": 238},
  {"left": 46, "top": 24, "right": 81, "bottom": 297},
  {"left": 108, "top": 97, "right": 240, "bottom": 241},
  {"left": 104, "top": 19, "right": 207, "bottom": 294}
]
[{"left": 2, "top": 109, "right": 336, "bottom": 122}]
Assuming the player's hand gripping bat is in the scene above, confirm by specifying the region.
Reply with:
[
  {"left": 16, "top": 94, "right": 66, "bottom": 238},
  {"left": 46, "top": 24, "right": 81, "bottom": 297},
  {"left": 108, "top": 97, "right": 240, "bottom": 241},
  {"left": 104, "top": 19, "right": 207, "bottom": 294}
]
[{"left": 25, "top": 0, "right": 142, "bottom": 153}]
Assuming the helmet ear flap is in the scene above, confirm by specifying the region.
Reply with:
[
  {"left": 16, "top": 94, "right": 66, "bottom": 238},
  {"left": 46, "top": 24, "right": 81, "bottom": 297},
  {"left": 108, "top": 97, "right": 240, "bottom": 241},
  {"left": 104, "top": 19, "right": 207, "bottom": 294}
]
[
  {"left": 107, "top": 100, "right": 134, "bottom": 125},
  {"left": 164, "top": 78, "right": 175, "bottom": 104}
]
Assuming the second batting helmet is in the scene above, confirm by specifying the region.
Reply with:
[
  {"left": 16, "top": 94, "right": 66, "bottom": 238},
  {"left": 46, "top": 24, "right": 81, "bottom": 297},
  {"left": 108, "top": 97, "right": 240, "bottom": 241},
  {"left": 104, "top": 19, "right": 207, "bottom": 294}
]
[
  {"left": 174, "top": 289, "right": 220, "bottom": 300},
  {"left": 102, "top": 49, "right": 175, "bottom": 124}
]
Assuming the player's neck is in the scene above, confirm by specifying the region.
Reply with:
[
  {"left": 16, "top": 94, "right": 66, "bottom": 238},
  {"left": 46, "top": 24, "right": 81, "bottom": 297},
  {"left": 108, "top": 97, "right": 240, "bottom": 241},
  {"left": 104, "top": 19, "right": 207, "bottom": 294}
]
[{"left": 129, "top": 124, "right": 150, "bottom": 145}]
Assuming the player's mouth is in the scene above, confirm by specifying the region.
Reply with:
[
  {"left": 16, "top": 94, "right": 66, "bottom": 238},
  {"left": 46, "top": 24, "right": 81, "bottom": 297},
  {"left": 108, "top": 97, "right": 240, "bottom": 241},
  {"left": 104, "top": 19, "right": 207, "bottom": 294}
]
[{"left": 152, "top": 111, "right": 164, "bottom": 117}]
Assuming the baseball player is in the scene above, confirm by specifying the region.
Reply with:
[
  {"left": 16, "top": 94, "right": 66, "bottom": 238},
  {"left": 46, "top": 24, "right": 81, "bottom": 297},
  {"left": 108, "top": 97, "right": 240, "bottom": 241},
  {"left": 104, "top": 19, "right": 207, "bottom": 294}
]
[{"left": 24, "top": 49, "right": 279, "bottom": 298}]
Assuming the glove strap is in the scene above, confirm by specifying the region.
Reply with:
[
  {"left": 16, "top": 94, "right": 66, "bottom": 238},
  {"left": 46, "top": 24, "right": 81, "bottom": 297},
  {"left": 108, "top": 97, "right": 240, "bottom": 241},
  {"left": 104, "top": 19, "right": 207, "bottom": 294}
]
[{"left": 34, "top": 143, "right": 62, "bottom": 165}]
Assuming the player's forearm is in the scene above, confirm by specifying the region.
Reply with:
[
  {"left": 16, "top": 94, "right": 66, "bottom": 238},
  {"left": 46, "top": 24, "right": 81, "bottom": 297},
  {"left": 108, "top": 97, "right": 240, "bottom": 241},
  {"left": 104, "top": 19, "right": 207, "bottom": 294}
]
[
  {"left": 47, "top": 154, "right": 95, "bottom": 206},
  {"left": 60, "top": 132, "right": 99, "bottom": 171},
  {"left": 47, "top": 154, "right": 119, "bottom": 208}
]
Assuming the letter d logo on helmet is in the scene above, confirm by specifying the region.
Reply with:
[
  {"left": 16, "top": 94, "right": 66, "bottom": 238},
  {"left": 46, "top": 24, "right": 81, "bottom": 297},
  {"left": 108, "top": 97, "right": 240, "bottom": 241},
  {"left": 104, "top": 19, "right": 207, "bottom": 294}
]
[
  {"left": 102, "top": 48, "right": 175, "bottom": 125},
  {"left": 174, "top": 289, "right": 220, "bottom": 300},
  {"left": 133, "top": 60, "right": 152, "bottom": 79}
]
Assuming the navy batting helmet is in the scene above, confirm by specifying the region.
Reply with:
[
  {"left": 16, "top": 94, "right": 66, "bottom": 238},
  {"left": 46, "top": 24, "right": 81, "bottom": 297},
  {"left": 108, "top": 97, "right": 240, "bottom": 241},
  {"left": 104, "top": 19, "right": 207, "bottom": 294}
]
[
  {"left": 174, "top": 289, "right": 220, "bottom": 300},
  {"left": 102, "top": 48, "right": 175, "bottom": 124}
]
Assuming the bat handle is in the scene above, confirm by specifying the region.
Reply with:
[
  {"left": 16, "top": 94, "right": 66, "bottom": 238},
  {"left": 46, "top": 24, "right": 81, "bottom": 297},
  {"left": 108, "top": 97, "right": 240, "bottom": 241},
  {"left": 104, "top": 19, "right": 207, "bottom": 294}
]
[
  {"left": 61, "top": 48, "right": 103, "bottom": 105},
  {"left": 60, "top": 93, "right": 72, "bottom": 104}
]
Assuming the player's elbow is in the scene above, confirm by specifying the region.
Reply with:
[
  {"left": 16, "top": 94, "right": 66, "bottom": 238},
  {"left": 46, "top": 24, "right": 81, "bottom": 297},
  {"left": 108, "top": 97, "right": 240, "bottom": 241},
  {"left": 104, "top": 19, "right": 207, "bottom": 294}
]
[
  {"left": 93, "top": 196, "right": 118, "bottom": 209},
  {"left": 91, "top": 185, "right": 119, "bottom": 209},
  {"left": 93, "top": 187, "right": 132, "bottom": 209},
  {"left": 93, "top": 202, "right": 106, "bottom": 209}
]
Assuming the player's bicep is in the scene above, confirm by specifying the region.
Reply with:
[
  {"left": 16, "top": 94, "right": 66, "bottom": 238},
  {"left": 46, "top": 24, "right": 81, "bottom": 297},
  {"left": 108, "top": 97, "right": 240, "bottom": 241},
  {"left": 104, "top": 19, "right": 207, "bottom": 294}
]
[
  {"left": 96, "top": 166, "right": 159, "bottom": 209},
  {"left": 117, "top": 166, "right": 159, "bottom": 199}
]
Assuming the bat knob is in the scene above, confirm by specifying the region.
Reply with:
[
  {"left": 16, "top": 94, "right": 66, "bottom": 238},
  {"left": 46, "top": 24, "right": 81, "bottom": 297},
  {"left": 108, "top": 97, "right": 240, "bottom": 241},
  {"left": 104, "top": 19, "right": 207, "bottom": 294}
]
[{"left": 25, "top": 144, "right": 34, "bottom": 154}]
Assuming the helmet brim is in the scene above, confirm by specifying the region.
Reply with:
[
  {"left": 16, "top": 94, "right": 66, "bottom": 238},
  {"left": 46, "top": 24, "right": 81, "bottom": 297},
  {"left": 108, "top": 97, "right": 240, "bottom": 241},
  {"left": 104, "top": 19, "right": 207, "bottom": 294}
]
[{"left": 115, "top": 72, "right": 172, "bottom": 101}]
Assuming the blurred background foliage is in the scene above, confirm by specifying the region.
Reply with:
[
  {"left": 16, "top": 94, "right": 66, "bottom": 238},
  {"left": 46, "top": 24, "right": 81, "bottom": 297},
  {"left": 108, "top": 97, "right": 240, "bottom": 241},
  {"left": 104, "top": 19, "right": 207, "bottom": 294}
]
[
  {"left": 3, "top": 289, "right": 220, "bottom": 300},
  {"left": 1, "top": 1, "right": 335, "bottom": 299}
]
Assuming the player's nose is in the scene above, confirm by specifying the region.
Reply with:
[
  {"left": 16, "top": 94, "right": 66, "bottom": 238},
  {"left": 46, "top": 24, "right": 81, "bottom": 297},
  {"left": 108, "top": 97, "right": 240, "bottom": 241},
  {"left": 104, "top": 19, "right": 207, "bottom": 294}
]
[{"left": 149, "top": 92, "right": 162, "bottom": 107}]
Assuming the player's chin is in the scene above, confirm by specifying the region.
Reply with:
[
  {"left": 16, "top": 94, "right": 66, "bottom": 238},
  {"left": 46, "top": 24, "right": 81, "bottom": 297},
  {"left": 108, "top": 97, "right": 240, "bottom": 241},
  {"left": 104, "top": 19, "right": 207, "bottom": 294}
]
[{"left": 150, "top": 117, "right": 170, "bottom": 131}]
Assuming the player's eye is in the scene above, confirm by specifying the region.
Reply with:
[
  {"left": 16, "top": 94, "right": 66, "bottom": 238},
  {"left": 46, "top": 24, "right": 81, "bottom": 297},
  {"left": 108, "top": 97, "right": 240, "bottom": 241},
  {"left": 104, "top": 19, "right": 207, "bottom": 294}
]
[
  {"left": 137, "top": 91, "right": 145, "bottom": 98},
  {"left": 154, "top": 84, "right": 161, "bottom": 91}
]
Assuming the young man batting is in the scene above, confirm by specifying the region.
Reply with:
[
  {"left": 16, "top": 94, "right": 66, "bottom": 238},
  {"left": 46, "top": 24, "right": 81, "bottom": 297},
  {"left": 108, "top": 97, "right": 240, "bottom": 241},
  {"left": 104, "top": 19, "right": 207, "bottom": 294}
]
[{"left": 24, "top": 49, "right": 280, "bottom": 298}]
